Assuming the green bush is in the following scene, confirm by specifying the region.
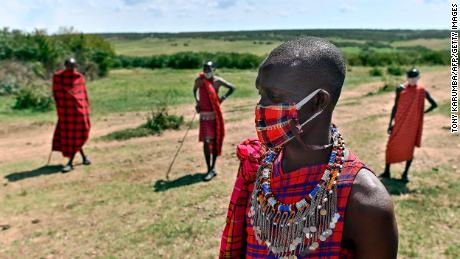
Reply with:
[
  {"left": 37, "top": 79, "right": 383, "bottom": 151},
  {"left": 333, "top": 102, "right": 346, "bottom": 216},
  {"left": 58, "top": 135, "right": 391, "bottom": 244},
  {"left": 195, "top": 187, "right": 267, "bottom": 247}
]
[
  {"left": 13, "top": 86, "right": 53, "bottom": 111},
  {"left": 387, "top": 65, "right": 403, "bottom": 76},
  {"left": 0, "top": 60, "right": 43, "bottom": 96},
  {"left": 369, "top": 67, "right": 383, "bottom": 77},
  {"left": 144, "top": 107, "right": 184, "bottom": 132}
]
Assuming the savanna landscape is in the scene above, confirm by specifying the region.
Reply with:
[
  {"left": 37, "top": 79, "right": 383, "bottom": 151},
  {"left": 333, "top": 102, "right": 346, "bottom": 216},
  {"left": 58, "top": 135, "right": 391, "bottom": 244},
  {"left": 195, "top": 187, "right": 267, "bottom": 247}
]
[{"left": 0, "top": 29, "right": 458, "bottom": 258}]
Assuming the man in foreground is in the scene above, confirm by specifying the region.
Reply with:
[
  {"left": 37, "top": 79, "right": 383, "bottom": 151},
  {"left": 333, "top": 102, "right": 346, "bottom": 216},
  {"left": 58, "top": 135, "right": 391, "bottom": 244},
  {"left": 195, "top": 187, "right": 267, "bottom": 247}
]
[
  {"left": 193, "top": 61, "right": 235, "bottom": 181},
  {"left": 381, "top": 68, "right": 437, "bottom": 182},
  {"left": 52, "top": 58, "right": 91, "bottom": 173},
  {"left": 220, "top": 38, "right": 398, "bottom": 258}
]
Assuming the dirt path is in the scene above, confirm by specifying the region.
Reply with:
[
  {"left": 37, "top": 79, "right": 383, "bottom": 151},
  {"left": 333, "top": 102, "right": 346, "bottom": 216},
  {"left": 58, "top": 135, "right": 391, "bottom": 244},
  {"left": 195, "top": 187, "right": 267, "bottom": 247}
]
[{"left": 0, "top": 69, "right": 449, "bottom": 166}]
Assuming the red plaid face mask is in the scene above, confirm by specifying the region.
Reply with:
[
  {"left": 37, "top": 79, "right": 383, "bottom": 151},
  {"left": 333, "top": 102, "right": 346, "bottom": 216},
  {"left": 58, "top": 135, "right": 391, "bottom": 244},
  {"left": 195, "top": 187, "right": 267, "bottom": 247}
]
[{"left": 255, "top": 89, "right": 324, "bottom": 149}]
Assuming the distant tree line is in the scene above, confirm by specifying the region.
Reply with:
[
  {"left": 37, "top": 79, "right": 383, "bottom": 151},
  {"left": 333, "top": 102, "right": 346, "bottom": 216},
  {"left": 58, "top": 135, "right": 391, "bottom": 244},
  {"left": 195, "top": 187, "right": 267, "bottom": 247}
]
[
  {"left": 98, "top": 29, "right": 448, "bottom": 42},
  {"left": 112, "top": 48, "right": 449, "bottom": 70},
  {"left": 112, "top": 52, "right": 262, "bottom": 69},
  {"left": 345, "top": 48, "right": 448, "bottom": 66}
]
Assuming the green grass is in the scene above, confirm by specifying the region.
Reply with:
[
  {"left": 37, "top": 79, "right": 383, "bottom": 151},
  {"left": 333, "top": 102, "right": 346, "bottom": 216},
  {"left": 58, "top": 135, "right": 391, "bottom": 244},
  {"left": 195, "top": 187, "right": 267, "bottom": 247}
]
[
  {"left": 394, "top": 168, "right": 460, "bottom": 258},
  {"left": 109, "top": 37, "right": 282, "bottom": 56},
  {"left": 87, "top": 68, "right": 258, "bottom": 115},
  {"left": 436, "top": 101, "right": 453, "bottom": 117},
  {"left": 342, "top": 67, "right": 383, "bottom": 89},
  {"left": 0, "top": 68, "right": 257, "bottom": 123},
  {"left": 391, "top": 38, "right": 450, "bottom": 50},
  {"left": 109, "top": 37, "right": 449, "bottom": 57},
  {"left": 0, "top": 66, "right": 447, "bottom": 124}
]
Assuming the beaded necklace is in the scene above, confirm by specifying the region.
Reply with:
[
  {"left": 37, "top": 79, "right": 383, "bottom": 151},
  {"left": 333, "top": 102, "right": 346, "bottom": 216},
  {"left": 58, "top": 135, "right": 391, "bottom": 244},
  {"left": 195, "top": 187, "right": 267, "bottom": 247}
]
[{"left": 248, "top": 125, "right": 345, "bottom": 257}]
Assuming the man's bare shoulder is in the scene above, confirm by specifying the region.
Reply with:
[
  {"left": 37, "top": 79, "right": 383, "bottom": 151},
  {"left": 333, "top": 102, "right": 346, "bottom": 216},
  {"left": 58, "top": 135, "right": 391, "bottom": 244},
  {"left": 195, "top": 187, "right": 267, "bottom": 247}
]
[
  {"left": 349, "top": 168, "right": 394, "bottom": 216},
  {"left": 195, "top": 77, "right": 203, "bottom": 86},
  {"left": 214, "top": 76, "right": 229, "bottom": 84}
]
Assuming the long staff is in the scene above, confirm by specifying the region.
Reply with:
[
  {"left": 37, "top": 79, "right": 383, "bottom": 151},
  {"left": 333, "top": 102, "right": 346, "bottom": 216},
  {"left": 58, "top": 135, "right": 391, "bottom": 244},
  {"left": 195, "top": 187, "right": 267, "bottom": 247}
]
[
  {"left": 46, "top": 151, "right": 53, "bottom": 165},
  {"left": 165, "top": 111, "right": 197, "bottom": 181}
]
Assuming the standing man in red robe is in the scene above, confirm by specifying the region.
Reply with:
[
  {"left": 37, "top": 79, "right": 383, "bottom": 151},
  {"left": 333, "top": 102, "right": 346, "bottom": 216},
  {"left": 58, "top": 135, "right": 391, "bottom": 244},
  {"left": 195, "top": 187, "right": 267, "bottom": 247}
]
[
  {"left": 52, "top": 58, "right": 91, "bottom": 173},
  {"left": 193, "top": 61, "right": 235, "bottom": 181},
  {"left": 380, "top": 68, "right": 437, "bottom": 182}
]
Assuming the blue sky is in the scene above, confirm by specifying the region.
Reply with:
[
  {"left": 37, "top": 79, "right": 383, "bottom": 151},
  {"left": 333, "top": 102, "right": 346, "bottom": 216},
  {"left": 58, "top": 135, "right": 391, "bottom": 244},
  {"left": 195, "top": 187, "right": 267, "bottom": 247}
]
[{"left": 0, "top": 0, "right": 449, "bottom": 33}]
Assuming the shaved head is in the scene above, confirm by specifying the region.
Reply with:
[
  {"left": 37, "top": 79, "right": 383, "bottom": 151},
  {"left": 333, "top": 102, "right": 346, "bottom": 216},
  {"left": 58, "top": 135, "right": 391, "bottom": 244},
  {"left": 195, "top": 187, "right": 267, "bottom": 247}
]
[
  {"left": 258, "top": 37, "right": 346, "bottom": 107},
  {"left": 64, "top": 58, "right": 77, "bottom": 70}
]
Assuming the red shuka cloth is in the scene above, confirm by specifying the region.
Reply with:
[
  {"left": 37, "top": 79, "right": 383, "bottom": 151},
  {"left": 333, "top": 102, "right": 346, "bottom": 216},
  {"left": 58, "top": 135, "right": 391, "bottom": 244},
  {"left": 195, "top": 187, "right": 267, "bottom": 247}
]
[
  {"left": 52, "top": 69, "right": 90, "bottom": 158},
  {"left": 220, "top": 138, "right": 366, "bottom": 258},
  {"left": 386, "top": 84, "right": 425, "bottom": 164},
  {"left": 198, "top": 73, "right": 225, "bottom": 156}
]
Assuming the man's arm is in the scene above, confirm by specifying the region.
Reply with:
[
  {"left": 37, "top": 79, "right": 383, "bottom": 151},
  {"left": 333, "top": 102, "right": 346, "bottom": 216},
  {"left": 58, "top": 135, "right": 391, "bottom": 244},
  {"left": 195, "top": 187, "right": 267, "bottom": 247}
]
[
  {"left": 216, "top": 77, "right": 235, "bottom": 103},
  {"left": 344, "top": 168, "right": 398, "bottom": 259},
  {"left": 424, "top": 90, "right": 438, "bottom": 113},
  {"left": 388, "top": 85, "right": 403, "bottom": 134},
  {"left": 193, "top": 78, "right": 200, "bottom": 112}
]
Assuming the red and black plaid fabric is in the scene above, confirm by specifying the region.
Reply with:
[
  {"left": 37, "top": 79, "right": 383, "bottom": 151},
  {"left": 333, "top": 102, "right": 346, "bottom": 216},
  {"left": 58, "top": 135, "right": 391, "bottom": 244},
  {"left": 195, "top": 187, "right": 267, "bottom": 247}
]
[
  {"left": 220, "top": 138, "right": 368, "bottom": 258},
  {"left": 199, "top": 118, "right": 216, "bottom": 141},
  {"left": 52, "top": 69, "right": 90, "bottom": 158},
  {"left": 255, "top": 104, "right": 298, "bottom": 148},
  {"left": 198, "top": 73, "right": 225, "bottom": 156}
]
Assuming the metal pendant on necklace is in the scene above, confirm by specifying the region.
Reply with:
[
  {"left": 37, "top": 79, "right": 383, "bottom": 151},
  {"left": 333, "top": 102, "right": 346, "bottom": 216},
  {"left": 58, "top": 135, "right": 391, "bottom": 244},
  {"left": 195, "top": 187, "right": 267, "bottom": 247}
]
[{"left": 249, "top": 126, "right": 345, "bottom": 257}]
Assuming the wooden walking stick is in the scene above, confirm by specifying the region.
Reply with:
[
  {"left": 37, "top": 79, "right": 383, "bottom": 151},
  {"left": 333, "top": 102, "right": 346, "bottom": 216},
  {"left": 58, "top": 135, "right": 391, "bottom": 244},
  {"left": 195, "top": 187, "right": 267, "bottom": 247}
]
[
  {"left": 165, "top": 112, "right": 197, "bottom": 181},
  {"left": 46, "top": 151, "right": 53, "bottom": 165}
]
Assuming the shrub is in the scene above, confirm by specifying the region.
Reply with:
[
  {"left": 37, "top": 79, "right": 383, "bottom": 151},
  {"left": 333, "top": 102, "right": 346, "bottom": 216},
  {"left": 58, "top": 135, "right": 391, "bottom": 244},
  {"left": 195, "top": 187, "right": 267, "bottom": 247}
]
[
  {"left": 13, "top": 85, "right": 53, "bottom": 111},
  {"left": 0, "top": 60, "right": 42, "bottom": 96},
  {"left": 369, "top": 67, "right": 383, "bottom": 77},
  {"left": 144, "top": 107, "right": 184, "bottom": 132},
  {"left": 387, "top": 65, "right": 403, "bottom": 76}
]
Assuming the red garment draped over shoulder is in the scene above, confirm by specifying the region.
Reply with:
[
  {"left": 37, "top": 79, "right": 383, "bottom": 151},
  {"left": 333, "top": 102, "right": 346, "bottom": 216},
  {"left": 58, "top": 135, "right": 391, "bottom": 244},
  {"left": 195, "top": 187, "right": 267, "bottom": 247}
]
[
  {"left": 198, "top": 73, "right": 225, "bottom": 156},
  {"left": 52, "top": 69, "right": 90, "bottom": 158},
  {"left": 386, "top": 84, "right": 425, "bottom": 164},
  {"left": 220, "top": 138, "right": 368, "bottom": 258}
]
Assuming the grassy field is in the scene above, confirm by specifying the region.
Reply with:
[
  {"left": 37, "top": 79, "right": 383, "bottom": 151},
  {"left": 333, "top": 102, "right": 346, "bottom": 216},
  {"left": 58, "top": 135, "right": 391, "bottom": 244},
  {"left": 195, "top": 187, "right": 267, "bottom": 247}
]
[
  {"left": 108, "top": 36, "right": 450, "bottom": 56},
  {"left": 0, "top": 65, "right": 457, "bottom": 258},
  {"left": 391, "top": 38, "right": 450, "bottom": 50},
  {"left": 110, "top": 37, "right": 283, "bottom": 56},
  {"left": 1, "top": 65, "right": 408, "bottom": 124}
]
